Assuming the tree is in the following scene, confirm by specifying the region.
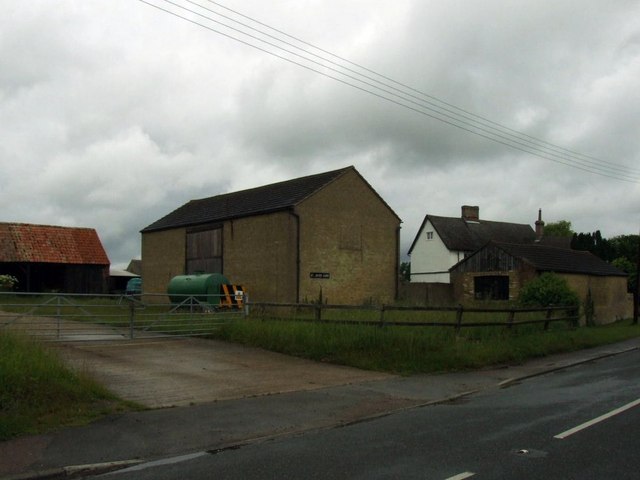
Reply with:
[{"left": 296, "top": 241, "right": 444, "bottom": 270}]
[
  {"left": 518, "top": 272, "right": 579, "bottom": 307},
  {"left": 544, "top": 220, "right": 574, "bottom": 237},
  {"left": 399, "top": 262, "right": 411, "bottom": 283}
]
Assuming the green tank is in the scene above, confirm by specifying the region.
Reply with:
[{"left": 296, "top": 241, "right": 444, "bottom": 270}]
[{"left": 167, "top": 273, "right": 229, "bottom": 305}]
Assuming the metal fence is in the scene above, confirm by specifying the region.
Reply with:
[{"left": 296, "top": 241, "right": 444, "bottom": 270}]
[{"left": 0, "top": 292, "right": 247, "bottom": 342}]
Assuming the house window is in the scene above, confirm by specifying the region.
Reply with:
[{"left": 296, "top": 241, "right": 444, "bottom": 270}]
[
  {"left": 426, "top": 231, "right": 434, "bottom": 240},
  {"left": 474, "top": 275, "right": 509, "bottom": 300},
  {"left": 186, "top": 227, "right": 222, "bottom": 274}
]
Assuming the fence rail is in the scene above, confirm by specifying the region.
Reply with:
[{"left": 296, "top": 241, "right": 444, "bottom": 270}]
[
  {"left": 0, "top": 292, "right": 580, "bottom": 342},
  {"left": 247, "top": 302, "right": 580, "bottom": 331}
]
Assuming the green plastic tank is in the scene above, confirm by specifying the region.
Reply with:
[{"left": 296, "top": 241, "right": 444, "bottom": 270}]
[{"left": 167, "top": 273, "right": 229, "bottom": 305}]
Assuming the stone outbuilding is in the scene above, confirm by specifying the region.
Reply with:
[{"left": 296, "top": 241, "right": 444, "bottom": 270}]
[
  {"left": 140, "top": 166, "right": 401, "bottom": 304},
  {"left": 0, "top": 222, "right": 110, "bottom": 293},
  {"left": 449, "top": 241, "right": 631, "bottom": 324}
]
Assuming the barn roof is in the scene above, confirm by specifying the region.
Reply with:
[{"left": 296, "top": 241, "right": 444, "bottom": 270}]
[
  {"left": 142, "top": 166, "right": 399, "bottom": 232},
  {"left": 0, "top": 223, "right": 110, "bottom": 265},
  {"left": 461, "top": 241, "right": 626, "bottom": 277},
  {"left": 408, "top": 214, "right": 536, "bottom": 254}
]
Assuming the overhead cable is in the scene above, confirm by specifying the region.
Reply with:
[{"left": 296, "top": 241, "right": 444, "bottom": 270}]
[{"left": 137, "top": 0, "right": 640, "bottom": 183}]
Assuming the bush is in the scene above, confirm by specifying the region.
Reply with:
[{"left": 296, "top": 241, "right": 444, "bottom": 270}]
[
  {"left": 518, "top": 272, "right": 579, "bottom": 307},
  {"left": 0, "top": 274, "right": 18, "bottom": 290}
]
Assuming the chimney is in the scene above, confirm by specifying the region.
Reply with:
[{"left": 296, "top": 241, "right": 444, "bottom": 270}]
[
  {"left": 461, "top": 205, "right": 479, "bottom": 222},
  {"left": 535, "top": 208, "right": 545, "bottom": 241}
]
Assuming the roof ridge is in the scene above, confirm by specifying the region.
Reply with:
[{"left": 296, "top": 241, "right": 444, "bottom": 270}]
[
  {"left": 141, "top": 166, "right": 361, "bottom": 233},
  {"left": 189, "top": 166, "right": 353, "bottom": 204}
]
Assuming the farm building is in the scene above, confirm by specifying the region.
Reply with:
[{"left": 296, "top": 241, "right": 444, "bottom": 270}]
[
  {"left": 408, "top": 206, "right": 537, "bottom": 283},
  {"left": 449, "top": 241, "right": 631, "bottom": 324},
  {"left": 0, "top": 222, "right": 110, "bottom": 293},
  {"left": 141, "top": 166, "right": 401, "bottom": 304}
]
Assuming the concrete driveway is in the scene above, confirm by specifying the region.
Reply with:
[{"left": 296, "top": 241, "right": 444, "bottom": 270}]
[{"left": 55, "top": 337, "right": 393, "bottom": 408}]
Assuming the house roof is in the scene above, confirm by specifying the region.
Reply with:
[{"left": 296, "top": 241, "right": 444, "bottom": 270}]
[
  {"left": 126, "top": 259, "right": 142, "bottom": 276},
  {"left": 142, "top": 166, "right": 400, "bottom": 232},
  {"left": 462, "top": 241, "right": 626, "bottom": 277},
  {"left": 0, "top": 223, "right": 110, "bottom": 265},
  {"left": 408, "top": 214, "right": 536, "bottom": 255}
]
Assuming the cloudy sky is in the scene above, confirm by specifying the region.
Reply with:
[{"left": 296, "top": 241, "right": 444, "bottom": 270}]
[{"left": 2, "top": 0, "right": 639, "bottom": 267}]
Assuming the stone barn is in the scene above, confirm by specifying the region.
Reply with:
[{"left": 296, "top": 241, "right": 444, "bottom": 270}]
[
  {"left": 141, "top": 166, "right": 401, "bottom": 304},
  {"left": 0, "top": 222, "right": 110, "bottom": 294},
  {"left": 449, "top": 241, "right": 631, "bottom": 324}
]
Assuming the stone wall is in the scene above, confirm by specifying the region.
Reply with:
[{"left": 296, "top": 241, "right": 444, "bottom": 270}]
[
  {"left": 295, "top": 169, "right": 399, "bottom": 305},
  {"left": 141, "top": 227, "right": 186, "bottom": 301}
]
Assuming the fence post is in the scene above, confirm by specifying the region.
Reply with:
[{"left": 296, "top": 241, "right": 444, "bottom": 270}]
[
  {"left": 455, "top": 304, "right": 464, "bottom": 333},
  {"left": 56, "top": 295, "right": 61, "bottom": 340},
  {"left": 129, "top": 300, "right": 135, "bottom": 340},
  {"left": 243, "top": 293, "right": 249, "bottom": 318},
  {"left": 544, "top": 308, "right": 552, "bottom": 331},
  {"left": 507, "top": 309, "right": 515, "bottom": 330},
  {"left": 571, "top": 306, "right": 580, "bottom": 328},
  {"left": 314, "top": 303, "right": 322, "bottom": 322},
  {"left": 379, "top": 304, "right": 386, "bottom": 327}
]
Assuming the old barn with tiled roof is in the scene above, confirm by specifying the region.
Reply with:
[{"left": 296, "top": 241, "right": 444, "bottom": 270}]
[
  {"left": 141, "top": 166, "right": 401, "bottom": 304},
  {"left": 450, "top": 241, "right": 631, "bottom": 324},
  {"left": 0, "top": 223, "right": 110, "bottom": 293}
]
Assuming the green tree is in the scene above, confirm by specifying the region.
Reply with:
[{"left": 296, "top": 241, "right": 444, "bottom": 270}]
[
  {"left": 609, "top": 235, "right": 639, "bottom": 264},
  {"left": 544, "top": 220, "right": 574, "bottom": 237},
  {"left": 399, "top": 262, "right": 411, "bottom": 282},
  {"left": 518, "top": 272, "right": 579, "bottom": 307}
]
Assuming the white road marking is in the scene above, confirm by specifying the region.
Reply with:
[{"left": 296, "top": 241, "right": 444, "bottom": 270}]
[
  {"left": 101, "top": 452, "right": 208, "bottom": 475},
  {"left": 445, "top": 472, "right": 475, "bottom": 480},
  {"left": 554, "top": 398, "right": 640, "bottom": 440}
]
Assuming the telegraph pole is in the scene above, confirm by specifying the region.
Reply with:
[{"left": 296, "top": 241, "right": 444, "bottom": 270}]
[{"left": 634, "top": 230, "right": 639, "bottom": 324}]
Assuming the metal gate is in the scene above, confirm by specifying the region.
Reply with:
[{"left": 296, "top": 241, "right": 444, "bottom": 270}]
[{"left": 0, "top": 292, "right": 246, "bottom": 342}]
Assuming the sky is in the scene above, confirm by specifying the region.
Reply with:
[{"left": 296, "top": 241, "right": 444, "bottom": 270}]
[{"left": 2, "top": 0, "right": 639, "bottom": 268}]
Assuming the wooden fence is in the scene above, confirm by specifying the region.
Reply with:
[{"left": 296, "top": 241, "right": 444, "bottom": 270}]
[{"left": 247, "top": 302, "right": 580, "bottom": 331}]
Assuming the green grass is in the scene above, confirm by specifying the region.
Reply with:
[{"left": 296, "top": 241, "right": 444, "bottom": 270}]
[
  {"left": 0, "top": 331, "right": 139, "bottom": 441},
  {"left": 210, "top": 317, "right": 640, "bottom": 375}
]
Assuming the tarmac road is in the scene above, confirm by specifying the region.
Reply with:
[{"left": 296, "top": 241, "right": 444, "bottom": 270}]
[{"left": 0, "top": 337, "right": 638, "bottom": 479}]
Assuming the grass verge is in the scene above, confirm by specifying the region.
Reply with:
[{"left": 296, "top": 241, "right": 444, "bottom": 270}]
[
  {"left": 210, "top": 318, "right": 640, "bottom": 375},
  {"left": 0, "top": 331, "right": 139, "bottom": 441}
]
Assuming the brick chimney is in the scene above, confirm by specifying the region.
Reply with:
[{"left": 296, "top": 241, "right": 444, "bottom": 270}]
[
  {"left": 461, "top": 205, "right": 479, "bottom": 222},
  {"left": 535, "top": 208, "right": 545, "bottom": 241}
]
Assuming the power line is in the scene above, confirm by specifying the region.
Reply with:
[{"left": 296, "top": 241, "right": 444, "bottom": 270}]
[
  {"left": 137, "top": 0, "right": 640, "bottom": 183},
  {"left": 204, "top": 0, "right": 639, "bottom": 177}
]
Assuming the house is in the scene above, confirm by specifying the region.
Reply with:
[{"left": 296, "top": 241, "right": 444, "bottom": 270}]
[
  {"left": 408, "top": 206, "right": 536, "bottom": 283},
  {"left": 449, "top": 241, "right": 631, "bottom": 323},
  {"left": 140, "top": 166, "right": 401, "bottom": 304},
  {"left": 0, "top": 222, "right": 110, "bottom": 293}
]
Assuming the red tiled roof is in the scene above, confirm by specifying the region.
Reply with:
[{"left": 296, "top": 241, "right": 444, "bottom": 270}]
[{"left": 0, "top": 223, "right": 110, "bottom": 265}]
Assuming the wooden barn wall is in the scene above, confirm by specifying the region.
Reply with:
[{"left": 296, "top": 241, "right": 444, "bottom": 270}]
[
  {"left": 452, "top": 245, "right": 521, "bottom": 273},
  {"left": 398, "top": 282, "right": 454, "bottom": 306},
  {"left": 1, "top": 262, "right": 108, "bottom": 294},
  {"left": 64, "top": 265, "right": 108, "bottom": 294}
]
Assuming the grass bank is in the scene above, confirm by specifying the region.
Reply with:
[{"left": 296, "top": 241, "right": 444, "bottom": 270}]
[
  {"left": 211, "top": 318, "right": 640, "bottom": 374},
  {"left": 0, "top": 331, "right": 138, "bottom": 441}
]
